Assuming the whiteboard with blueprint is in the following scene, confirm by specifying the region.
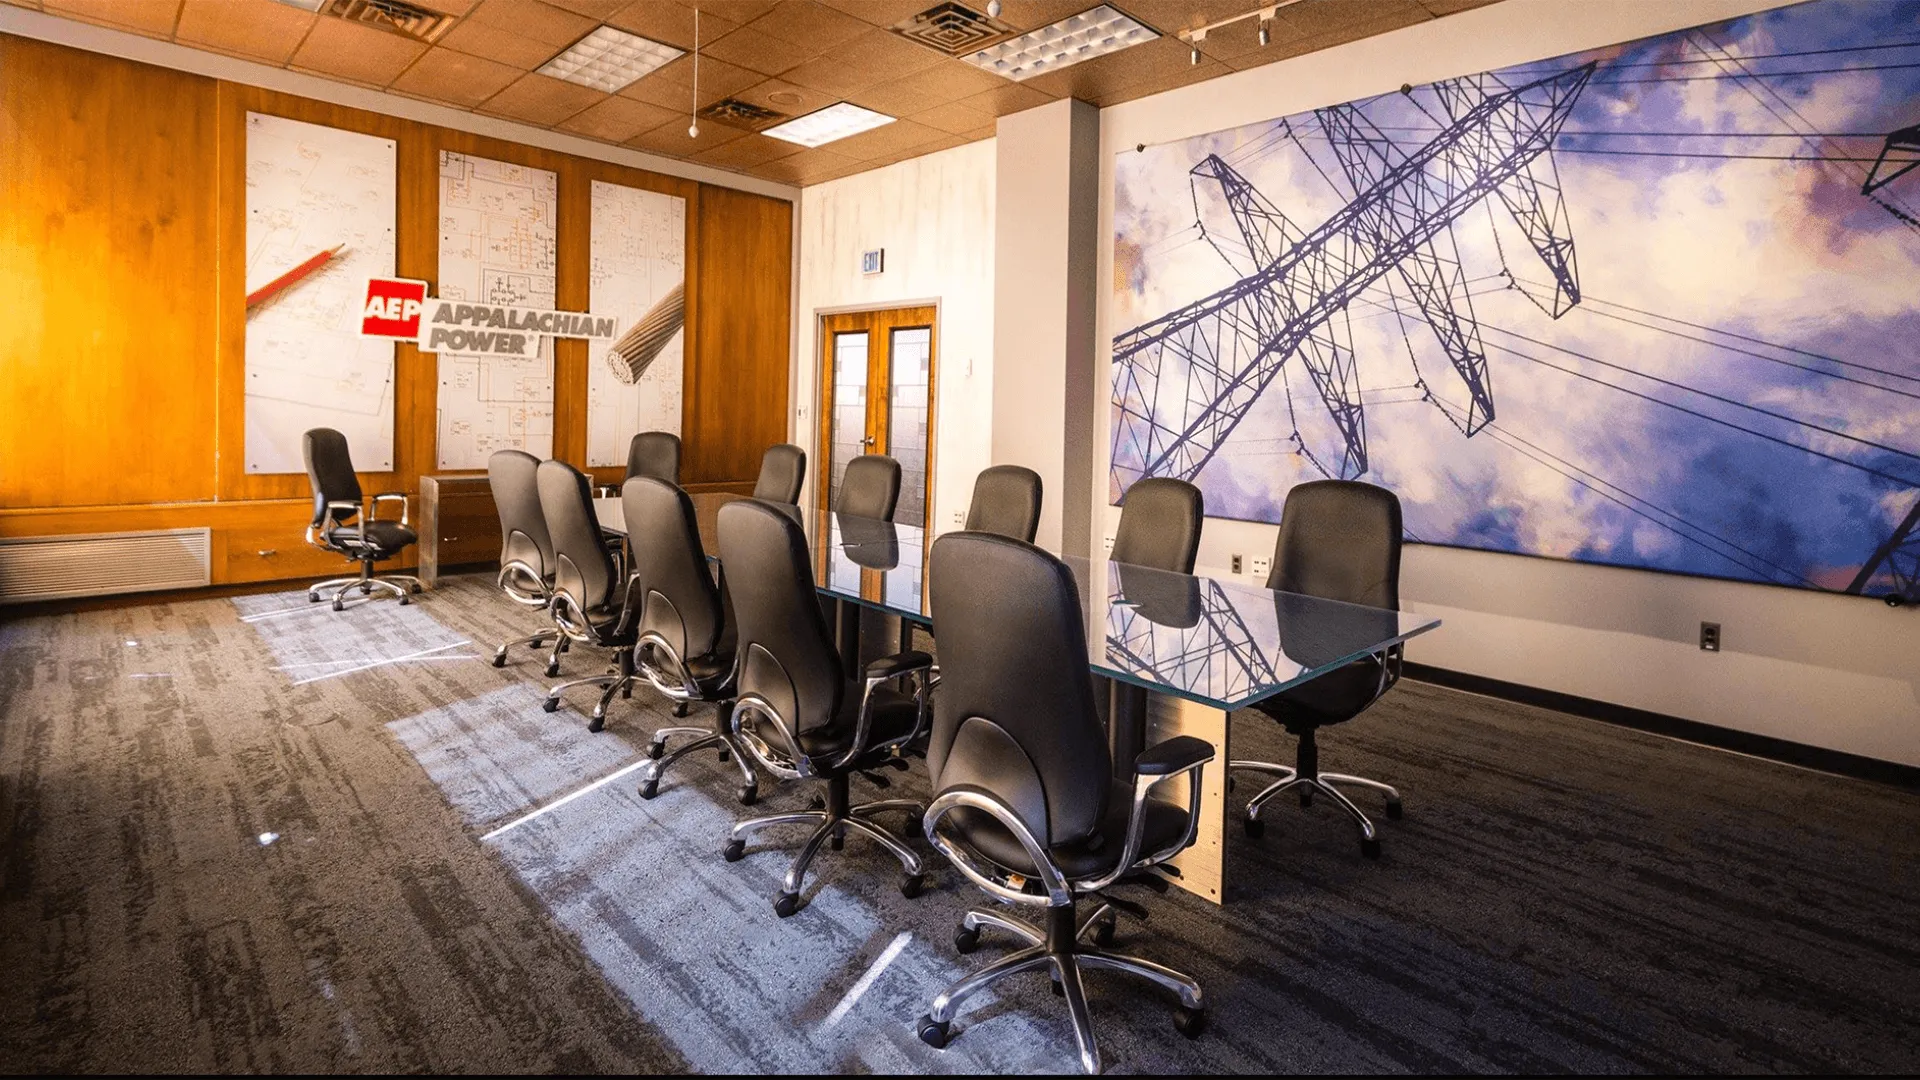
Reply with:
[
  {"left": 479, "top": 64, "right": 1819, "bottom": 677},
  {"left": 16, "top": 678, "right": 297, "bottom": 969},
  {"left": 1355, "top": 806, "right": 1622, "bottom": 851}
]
[
  {"left": 435, "top": 151, "right": 559, "bottom": 469},
  {"left": 243, "top": 113, "right": 397, "bottom": 473},
  {"left": 587, "top": 182, "right": 687, "bottom": 468}
]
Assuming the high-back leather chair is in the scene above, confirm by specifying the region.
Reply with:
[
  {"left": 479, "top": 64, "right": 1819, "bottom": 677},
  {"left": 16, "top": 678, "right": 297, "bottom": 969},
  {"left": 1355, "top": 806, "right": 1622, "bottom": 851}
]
[
  {"left": 622, "top": 476, "right": 759, "bottom": 805},
  {"left": 535, "top": 459, "right": 636, "bottom": 732},
  {"left": 916, "top": 531, "right": 1215, "bottom": 1073},
  {"left": 715, "top": 498, "right": 934, "bottom": 918},
  {"left": 964, "top": 464, "right": 1043, "bottom": 543},
  {"left": 301, "top": 428, "right": 421, "bottom": 610},
  {"left": 838, "top": 453, "right": 901, "bottom": 520},
  {"left": 753, "top": 444, "right": 806, "bottom": 504},
  {"left": 624, "top": 431, "right": 682, "bottom": 485},
  {"left": 1234, "top": 479, "right": 1406, "bottom": 858},
  {"left": 487, "top": 449, "right": 567, "bottom": 672},
  {"left": 1110, "top": 476, "right": 1204, "bottom": 572}
]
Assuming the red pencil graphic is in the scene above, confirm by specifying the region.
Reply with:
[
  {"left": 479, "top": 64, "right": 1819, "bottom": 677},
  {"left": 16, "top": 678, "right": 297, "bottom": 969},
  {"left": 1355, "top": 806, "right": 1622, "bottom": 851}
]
[{"left": 246, "top": 243, "right": 346, "bottom": 310}]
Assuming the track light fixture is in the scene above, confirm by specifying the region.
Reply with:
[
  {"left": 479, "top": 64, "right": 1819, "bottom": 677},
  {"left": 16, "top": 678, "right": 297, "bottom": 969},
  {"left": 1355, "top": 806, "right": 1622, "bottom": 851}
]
[
  {"left": 1179, "top": 1, "right": 1300, "bottom": 56},
  {"left": 1258, "top": 17, "right": 1270, "bottom": 46}
]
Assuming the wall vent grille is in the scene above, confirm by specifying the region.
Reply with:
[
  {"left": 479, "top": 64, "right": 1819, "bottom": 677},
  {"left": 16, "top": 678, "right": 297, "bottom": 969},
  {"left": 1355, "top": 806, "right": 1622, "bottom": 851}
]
[
  {"left": 698, "top": 98, "right": 789, "bottom": 130},
  {"left": 321, "top": 0, "right": 455, "bottom": 44},
  {"left": 0, "top": 529, "right": 212, "bottom": 605},
  {"left": 892, "top": 2, "right": 1016, "bottom": 56}
]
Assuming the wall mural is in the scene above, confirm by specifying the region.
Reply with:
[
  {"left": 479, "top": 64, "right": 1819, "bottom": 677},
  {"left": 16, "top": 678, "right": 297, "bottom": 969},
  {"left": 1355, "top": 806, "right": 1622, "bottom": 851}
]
[{"left": 1111, "top": 0, "right": 1920, "bottom": 602}]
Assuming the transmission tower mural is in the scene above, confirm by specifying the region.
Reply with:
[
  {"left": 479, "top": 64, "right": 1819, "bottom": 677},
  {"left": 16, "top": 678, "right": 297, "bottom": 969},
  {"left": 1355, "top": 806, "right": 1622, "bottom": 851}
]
[{"left": 1112, "top": 0, "right": 1920, "bottom": 603}]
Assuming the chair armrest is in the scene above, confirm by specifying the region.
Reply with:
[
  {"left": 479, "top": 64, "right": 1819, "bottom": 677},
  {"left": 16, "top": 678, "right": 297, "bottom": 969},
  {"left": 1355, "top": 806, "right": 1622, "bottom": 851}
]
[
  {"left": 369, "top": 492, "right": 409, "bottom": 527},
  {"left": 923, "top": 785, "right": 1073, "bottom": 908},
  {"left": 1133, "top": 735, "right": 1214, "bottom": 777},
  {"left": 833, "top": 650, "right": 936, "bottom": 771},
  {"left": 864, "top": 650, "right": 932, "bottom": 683}
]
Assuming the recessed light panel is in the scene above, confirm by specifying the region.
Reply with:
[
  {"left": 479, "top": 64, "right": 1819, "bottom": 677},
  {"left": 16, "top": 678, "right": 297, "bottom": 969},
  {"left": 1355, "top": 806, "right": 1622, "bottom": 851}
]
[
  {"left": 962, "top": 4, "right": 1158, "bottom": 82},
  {"left": 762, "top": 103, "right": 896, "bottom": 149},
  {"left": 538, "top": 26, "right": 686, "bottom": 94}
]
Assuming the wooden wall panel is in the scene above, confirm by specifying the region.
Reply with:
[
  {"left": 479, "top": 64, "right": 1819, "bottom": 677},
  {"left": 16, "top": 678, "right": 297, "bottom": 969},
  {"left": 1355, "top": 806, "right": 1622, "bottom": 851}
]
[
  {"left": 689, "top": 185, "right": 794, "bottom": 489},
  {"left": 0, "top": 36, "right": 219, "bottom": 509},
  {"left": 0, "top": 34, "right": 795, "bottom": 588}
]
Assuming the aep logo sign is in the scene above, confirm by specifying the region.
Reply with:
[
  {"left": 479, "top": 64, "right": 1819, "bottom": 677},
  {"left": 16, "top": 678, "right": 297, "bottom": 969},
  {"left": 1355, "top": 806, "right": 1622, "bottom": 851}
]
[{"left": 361, "top": 278, "right": 429, "bottom": 338}]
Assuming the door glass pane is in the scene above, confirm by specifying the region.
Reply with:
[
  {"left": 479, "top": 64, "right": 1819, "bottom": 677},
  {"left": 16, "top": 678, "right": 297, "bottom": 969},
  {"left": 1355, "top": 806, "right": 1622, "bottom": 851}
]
[
  {"left": 887, "top": 327, "right": 931, "bottom": 528},
  {"left": 829, "top": 330, "right": 869, "bottom": 509}
]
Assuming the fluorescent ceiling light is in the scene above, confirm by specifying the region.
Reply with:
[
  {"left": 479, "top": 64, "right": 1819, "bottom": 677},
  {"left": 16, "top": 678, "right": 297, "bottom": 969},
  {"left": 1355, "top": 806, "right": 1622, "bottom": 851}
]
[
  {"left": 762, "top": 102, "right": 896, "bottom": 148},
  {"left": 962, "top": 4, "right": 1158, "bottom": 82},
  {"left": 271, "top": 0, "right": 326, "bottom": 10},
  {"left": 538, "top": 25, "right": 685, "bottom": 94}
]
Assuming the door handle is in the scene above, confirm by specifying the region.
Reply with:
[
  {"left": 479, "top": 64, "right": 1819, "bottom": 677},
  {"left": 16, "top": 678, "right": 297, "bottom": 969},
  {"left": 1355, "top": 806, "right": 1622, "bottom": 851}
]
[{"left": 864, "top": 435, "right": 875, "bottom": 447}]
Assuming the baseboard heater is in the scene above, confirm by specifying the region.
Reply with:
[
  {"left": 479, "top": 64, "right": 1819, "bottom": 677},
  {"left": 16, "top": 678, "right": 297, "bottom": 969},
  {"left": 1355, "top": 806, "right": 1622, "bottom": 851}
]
[{"left": 0, "top": 529, "right": 212, "bottom": 604}]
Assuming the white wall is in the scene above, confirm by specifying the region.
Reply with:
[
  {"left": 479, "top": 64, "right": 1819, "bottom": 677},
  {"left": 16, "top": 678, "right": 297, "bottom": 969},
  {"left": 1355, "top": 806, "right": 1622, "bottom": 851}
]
[
  {"left": 795, "top": 140, "right": 996, "bottom": 535},
  {"left": 1090, "top": 0, "right": 1920, "bottom": 766}
]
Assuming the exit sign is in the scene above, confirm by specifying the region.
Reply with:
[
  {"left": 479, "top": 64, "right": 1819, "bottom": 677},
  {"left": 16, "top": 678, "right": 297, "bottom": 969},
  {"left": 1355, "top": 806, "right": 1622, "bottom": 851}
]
[{"left": 862, "top": 249, "right": 885, "bottom": 276}]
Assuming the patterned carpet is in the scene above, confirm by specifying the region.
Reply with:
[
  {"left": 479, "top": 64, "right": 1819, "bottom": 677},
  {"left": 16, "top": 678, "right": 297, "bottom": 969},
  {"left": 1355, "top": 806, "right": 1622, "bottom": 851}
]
[{"left": 2, "top": 574, "right": 1917, "bottom": 1073}]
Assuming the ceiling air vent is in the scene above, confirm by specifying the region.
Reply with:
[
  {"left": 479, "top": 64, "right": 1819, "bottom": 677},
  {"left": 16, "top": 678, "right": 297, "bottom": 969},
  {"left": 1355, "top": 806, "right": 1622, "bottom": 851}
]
[
  {"left": 318, "top": 0, "right": 455, "bottom": 44},
  {"left": 697, "top": 98, "right": 789, "bottom": 130},
  {"left": 892, "top": 2, "right": 1016, "bottom": 56}
]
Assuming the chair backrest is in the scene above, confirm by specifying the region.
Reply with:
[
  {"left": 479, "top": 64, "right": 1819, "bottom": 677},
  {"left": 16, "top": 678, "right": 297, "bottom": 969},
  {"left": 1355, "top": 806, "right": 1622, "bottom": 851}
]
[
  {"left": 1114, "top": 563, "right": 1201, "bottom": 629},
  {"left": 753, "top": 444, "right": 807, "bottom": 504},
  {"left": 303, "top": 428, "right": 363, "bottom": 528},
  {"left": 625, "top": 431, "right": 682, "bottom": 485},
  {"left": 927, "top": 532, "right": 1109, "bottom": 849},
  {"left": 624, "top": 476, "right": 725, "bottom": 661},
  {"left": 838, "top": 513, "right": 899, "bottom": 570},
  {"left": 535, "top": 459, "right": 619, "bottom": 614},
  {"left": 839, "top": 454, "right": 901, "bottom": 521},
  {"left": 717, "top": 498, "right": 844, "bottom": 737},
  {"left": 1266, "top": 480, "right": 1402, "bottom": 610},
  {"left": 1111, "top": 477, "right": 1204, "bottom": 573},
  {"left": 487, "top": 449, "right": 553, "bottom": 581},
  {"left": 964, "top": 464, "right": 1043, "bottom": 542}
]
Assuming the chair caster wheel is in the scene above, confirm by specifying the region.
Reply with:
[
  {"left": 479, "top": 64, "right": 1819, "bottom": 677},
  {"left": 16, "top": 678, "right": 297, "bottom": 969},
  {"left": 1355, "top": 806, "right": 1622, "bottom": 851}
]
[
  {"left": 1386, "top": 799, "right": 1403, "bottom": 821},
  {"left": 542, "top": 698, "right": 559, "bottom": 714},
  {"left": 717, "top": 748, "right": 731, "bottom": 763},
  {"left": 1051, "top": 978, "right": 1065, "bottom": 997},
  {"left": 900, "top": 874, "right": 925, "bottom": 899},
  {"left": 953, "top": 926, "right": 980, "bottom": 954},
  {"left": 773, "top": 891, "right": 801, "bottom": 918},
  {"left": 808, "top": 796, "right": 826, "bottom": 811},
  {"left": 723, "top": 838, "right": 746, "bottom": 862},
  {"left": 738, "top": 784, "right": 758, "bottom": 806},
  {"left": 491, "top": 654, "right": 507, "bottom": 669},
  {"left": 332, "top": 600, "right": 345, "bottom": 612},
  {"left": 1362, "top": 837, "right": 1382, "bottom": 859},
  {"left": 1244, "top": 816, "right": 1265, "bottom": 839},
  {"left": 588, "top": 714, "right": 605, "bottom": 733},
  {"left": 1092, "top": 917, "right": 1117, "bottom": 947},
  {"left": 639, "top": 778, "right": 659, "bottom": 800},
  {"left": 917, "top": 1015, "right": 951, "bottom": 1049},
  {"left": 830, "top": 832, "right": 845, "bottom": 852},
  {"left": 544, "top": 664, "right": 561, "bottom": 678},
  {"left": 647, "top": 740, "right": 665, "bottom": 760},
  {"left": 905, "top": 814, "right": 924, "bottom": 838},
  {"left": 1299, "top": 789, "right": 1314, "bottom": 807},
  {"left": 1174, "top": 1005, "right": 1207, "bottom": 1039},
  {"left": 398, "top": 595, "right": 411, "bottom": 606},
  {"left": 308, "top": 593, "right": 321, "bottom": 604},
  {"left": 672, "top": 702, "right": 689, "bottom": 718},
  {"left": 411, "top": 582, "right": 423, "bottom": 594}
]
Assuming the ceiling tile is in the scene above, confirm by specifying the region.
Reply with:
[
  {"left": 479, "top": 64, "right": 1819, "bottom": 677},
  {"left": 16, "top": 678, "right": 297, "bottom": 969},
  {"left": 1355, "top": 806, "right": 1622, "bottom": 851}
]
[
  {"left": 847, "top": 58, "right": 1007, "bottom": 117},
  {"left": 991, "top": 0, "right": 1095, "bottom": 33},
  {"left": 42, "top": 0, "right": 180, "bottom": 34},
  {"left": 556, "top": 94, "right": 681, "bottom": 142},
  {"left": 626, "top": 115, "right": 746, "bottom": 156},
  {"left": 750, "top": 146, "right": 860, "bottom": 185},
  {"left": 1422, "top": 0, "right": 1501, "bottom": 13},
  {"left": 742, "top": 1, "right": 870, "bottom": 54},
  {"left": 1120, "top": 0, "right": 1252, "bottom": 35},
  {"left": 813, "top": 0, "right": 925, "bottom": 25},
  {"left": 728, "top": 78, "right": 835, "bottom": 120},
  {"left": 619, "top": 54, "right": 762, "bottom": 110},
  {"left": 459, "top": 0, "right": 597, "bottom": 47},
  {"left": 811, "top": 115, "right": 944, "bottom": 160},
  {"left": 289, "top": 15, "right": 429, "bottom": 87},
  {"left": 693, "top": 132, "right": 805, "bottom": 169},
  {"left": 417, "top": 0, "right": 479, "bottom": 12},
  {"left": 780, "top": 27, "right": 945, "bottom": 97},
  {"left": 605, "top": 0, "right": 741, "bottom": 50},
  {"left": 1019, "top": 34, "right": 1216, "bottom": 102},
  {"left": 700, "top": 23, "right": 822, "bottom": 76},
  {"left": 955, "top": 80, "right": 1057, "bottom": 117},
  {"left": 1278, "top": 0, "right": 1429, "bottom": 44},
  {"left": 477, "top": 71, "right": 605, "bottom": 126},
  {"left": 389, "top": 46, "right": 524, "bottom": 108},
  {"left": 538, "top": 0, "right": 627, "bottom": 19},
  {"left": 174, "top": 0, "right": 316, "bottom": 65},
  {"left": 684, "top": 0, "right": 778, "bottom": 23},
  {"left": 439, "top": 14, "right": 571, "bottom": 69},
  {"left": 0, "top": 0, "right": 44, "bottom": 10},
  {"left": 908, "top": 98, "right": 994, "bottom": 135}
]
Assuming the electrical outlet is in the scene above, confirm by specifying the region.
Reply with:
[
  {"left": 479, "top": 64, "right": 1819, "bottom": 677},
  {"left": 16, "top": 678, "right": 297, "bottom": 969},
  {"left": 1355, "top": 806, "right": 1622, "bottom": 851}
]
[
  {"left": 1103, "top": 534, "right": 1115, "bottom": 554},
  {"left": 953, "top": 510, "right": 965, "bottom": 527},
  {"left": 1231, "top": 553, "right": 1244, "bottom": 574},
  {"left": 1251, "top": 555, "right": 1271, "bottom": 580},
  {"left": 1700, "top": 621, "right": 1721, "bottom": 652}
]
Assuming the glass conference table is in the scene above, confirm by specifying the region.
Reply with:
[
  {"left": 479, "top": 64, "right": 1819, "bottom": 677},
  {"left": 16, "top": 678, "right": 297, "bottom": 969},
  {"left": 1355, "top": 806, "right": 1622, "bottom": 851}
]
[{"left": 595, "top": 493, "right": 1441, "bottom": 904}]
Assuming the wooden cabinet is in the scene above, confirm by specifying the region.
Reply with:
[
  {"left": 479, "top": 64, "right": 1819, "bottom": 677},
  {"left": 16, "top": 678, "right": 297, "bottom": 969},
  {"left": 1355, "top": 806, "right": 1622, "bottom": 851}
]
[
  {"left": 220, "top": 524, "right": 358, "bottom": 584},
  {"left": 419, "top": 475, "right": 501, "bottom": 587}
]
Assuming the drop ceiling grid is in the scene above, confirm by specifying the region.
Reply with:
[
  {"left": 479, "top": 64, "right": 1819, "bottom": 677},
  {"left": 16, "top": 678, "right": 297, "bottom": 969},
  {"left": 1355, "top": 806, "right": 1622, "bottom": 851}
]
[{"left": 18, "top": 0, "right": 1503, "bottom": 186}]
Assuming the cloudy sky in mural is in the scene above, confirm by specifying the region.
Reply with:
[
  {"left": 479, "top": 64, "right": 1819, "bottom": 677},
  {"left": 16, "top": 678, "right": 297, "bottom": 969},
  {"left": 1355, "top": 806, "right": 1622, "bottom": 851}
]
[{"left": 1112, "top": 0, "right": 1920, "bottom": 596}]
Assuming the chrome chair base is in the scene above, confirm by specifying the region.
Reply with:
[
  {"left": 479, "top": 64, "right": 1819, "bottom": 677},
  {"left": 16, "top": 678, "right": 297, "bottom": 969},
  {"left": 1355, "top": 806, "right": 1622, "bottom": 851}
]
[
  {"left": 492, "top": 629, "right": 566, "bottom": 674},
  {"left": 307, "top": 567, "right": 423, "bottom": 611},
  {"left": 1230, "top": 759, "right": 1401, "bottom": 858},
  {"left": 542, "top": 648, "right": 633, "bottom": 732},
  {"left": 639, "top": 705, "right": 760, "bottom": 806},
  {"left": 919, "top": 903, "right": 1205, "bottom": 1074},
  {"left": 722, "top": 772, "right": 924, "bottom": 917}
]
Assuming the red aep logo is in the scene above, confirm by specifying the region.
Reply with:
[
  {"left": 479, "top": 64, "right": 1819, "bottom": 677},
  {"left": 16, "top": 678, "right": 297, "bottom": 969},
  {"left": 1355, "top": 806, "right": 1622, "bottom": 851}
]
[{"left": 361, "top": 278, "right": 429, "bottom": 338}]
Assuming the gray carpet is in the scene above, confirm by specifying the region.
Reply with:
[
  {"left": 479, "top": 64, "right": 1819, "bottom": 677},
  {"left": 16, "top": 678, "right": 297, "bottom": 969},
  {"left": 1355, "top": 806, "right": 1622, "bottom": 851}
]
[{"left": 3, "top": 574, "right": 1918, "bottom": 1074}]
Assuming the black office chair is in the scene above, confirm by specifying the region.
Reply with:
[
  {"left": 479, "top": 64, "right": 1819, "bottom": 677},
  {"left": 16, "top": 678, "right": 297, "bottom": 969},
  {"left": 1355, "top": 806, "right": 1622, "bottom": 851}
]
[
  {"left": 916, "top": 531, "right": 1215, "bottom": 1074},
  {"left": 965, "top": 464, "right": 1043, "bottom": 543},
  {"left": 1232, "top": 480, "right": 1406, "bottom": 858},
  {"left": 623, "top": 476, "right": 760, "bottom": 805},
  {"left": 753, "top": 443, "right": 806, "bottom": 504},
  {"left": 301, "top": 428, "right": 421, "bottom": 610},
  {"left": 838, "top": 453, "right": 901, "bottom": 520},
  {"left": 487, "top": 450, "right": 570, "bottom": 674},
  {"left": 535, "top": 459, "right": 637, "bottom": 732},
  {"left": 1111, "top": 476, "right": 1204, "bottom": 572},
  {"left": 716, "top": 498, "right": 934, "bottom": 918},
  {"left": 625, "top": 431, "right": 681, "bottom": 485}
]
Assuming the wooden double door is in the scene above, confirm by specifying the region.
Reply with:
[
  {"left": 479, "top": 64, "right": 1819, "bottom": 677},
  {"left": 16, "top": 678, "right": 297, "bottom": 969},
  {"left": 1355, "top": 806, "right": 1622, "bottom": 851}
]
[{"left": 817, "top": 306, "right": 936, "bottom": 528}]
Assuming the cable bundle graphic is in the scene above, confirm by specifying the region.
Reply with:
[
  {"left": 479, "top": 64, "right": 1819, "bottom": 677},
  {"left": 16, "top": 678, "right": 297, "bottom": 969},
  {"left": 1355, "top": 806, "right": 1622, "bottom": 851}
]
[{"left": 606, "top": 283, "right": 685, "bottom": 385}]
